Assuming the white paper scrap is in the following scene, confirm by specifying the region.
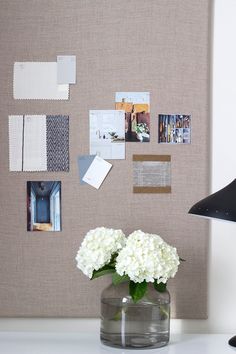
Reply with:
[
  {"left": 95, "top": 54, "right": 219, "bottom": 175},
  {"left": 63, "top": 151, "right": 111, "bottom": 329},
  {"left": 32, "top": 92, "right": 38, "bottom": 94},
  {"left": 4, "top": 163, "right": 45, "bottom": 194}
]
[
  {"left": 57, "top": 55, "right": 76, "bottom": 84},
  {"left": 82, "top": 156, "right": 112, "bottom": 189},
  {"left": 13, "top": 62, "right": 69, "bottom": 100}
]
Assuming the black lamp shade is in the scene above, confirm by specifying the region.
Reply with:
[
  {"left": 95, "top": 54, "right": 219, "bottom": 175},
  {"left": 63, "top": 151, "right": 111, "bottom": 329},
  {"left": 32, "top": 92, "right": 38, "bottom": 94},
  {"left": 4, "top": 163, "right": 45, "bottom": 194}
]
[{"left": 188, "top": 179, "right": 236, "bottom": 222}]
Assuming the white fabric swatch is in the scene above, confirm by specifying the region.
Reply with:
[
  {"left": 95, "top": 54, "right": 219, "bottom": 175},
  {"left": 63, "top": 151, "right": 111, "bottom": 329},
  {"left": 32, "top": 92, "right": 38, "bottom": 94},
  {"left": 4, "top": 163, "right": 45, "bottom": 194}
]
[
  {"left": 57, "top": 55, "right": 76, "bottom": 84},
  {"left": 23, "top": 115, "right": 47, "bottom": 171},
  {"left": 13, "top": 62, "right": 69, "bottom": 100},
  {"left": 82, "top": 156, "right": 112, "bottom": 189},
  {"left": 8, "top": 115, "right": 23, "bottom": 171}
]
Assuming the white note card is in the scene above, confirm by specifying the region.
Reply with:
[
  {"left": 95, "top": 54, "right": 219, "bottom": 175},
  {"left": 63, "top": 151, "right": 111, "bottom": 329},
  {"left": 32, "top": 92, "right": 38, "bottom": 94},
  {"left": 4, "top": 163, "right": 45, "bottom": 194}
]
[
  {"left": 13, "top": 62, "right": 69, "bottom": 100},
  {"left": 57, "top": 55, "right": 76, "bottom": 84},
  {"left": 82, "top": 156, "right": 112, "bottom": 189}
]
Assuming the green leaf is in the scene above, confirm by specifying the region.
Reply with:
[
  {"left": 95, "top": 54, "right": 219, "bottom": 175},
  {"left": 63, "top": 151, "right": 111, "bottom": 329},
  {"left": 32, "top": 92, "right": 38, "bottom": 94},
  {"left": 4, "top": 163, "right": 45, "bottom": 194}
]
[
  {"left": 129, "top": 281, "right": 147, "bottom": 303},
  {"left": 109, "top": 253, "right": 118, "bottom": 267},
  {"left": 112, "top": 272, "right": 129, "bottom": 285},
  {"left": 91, "top": 265, "right": 115, "bottom": 280},
  {"left": 154, "top": 280, "right": 167, "bottom": 293}
]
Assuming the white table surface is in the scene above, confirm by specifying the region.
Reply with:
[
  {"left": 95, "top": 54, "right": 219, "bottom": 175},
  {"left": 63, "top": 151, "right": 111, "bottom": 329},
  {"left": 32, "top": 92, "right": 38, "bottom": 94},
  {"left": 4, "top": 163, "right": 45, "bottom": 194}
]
[{"left": 0, "top": 333, "right": 236, "bottom": 354}]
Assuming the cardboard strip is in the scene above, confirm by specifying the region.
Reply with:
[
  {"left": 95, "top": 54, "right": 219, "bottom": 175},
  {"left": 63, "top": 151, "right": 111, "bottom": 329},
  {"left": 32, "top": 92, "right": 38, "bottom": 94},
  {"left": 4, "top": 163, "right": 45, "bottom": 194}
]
[
  {"left": 133, "top": 154, "right": 171, "bottom": 162},
  {"left": 133, "top": 186, "right": 171, "bottom": 193}
]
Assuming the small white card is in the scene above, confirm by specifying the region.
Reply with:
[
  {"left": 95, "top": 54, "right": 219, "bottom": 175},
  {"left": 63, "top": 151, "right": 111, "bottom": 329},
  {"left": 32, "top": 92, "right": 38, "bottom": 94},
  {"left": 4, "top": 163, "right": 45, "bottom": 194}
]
[
  {"left": 57, "top": 55, "right": 76, "bottom": 84},
  {"left": 82, "top": 156, "right": 112, "bottom": 189}
]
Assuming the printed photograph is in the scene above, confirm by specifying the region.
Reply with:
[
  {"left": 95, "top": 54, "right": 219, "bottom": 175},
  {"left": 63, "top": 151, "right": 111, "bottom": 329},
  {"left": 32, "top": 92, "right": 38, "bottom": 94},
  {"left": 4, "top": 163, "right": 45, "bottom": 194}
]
[
  {"left": 158, "top": 114, "right": 191, "bottom": 144},
  {"left": 115, "top": 92, "right": 150, "bottom": 142},
  {"left": 27, "top": 181, "right": 61, "bottom": 232},
  {"left": 90, "top": 110, "right": 125, "bottom": 159}
]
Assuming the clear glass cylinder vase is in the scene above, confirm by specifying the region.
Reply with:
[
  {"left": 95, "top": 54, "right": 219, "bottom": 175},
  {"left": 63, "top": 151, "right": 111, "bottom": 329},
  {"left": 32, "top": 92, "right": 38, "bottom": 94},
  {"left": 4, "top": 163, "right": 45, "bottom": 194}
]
[{"left": 100, "top": 281, "right": 170, "bottom": 349}]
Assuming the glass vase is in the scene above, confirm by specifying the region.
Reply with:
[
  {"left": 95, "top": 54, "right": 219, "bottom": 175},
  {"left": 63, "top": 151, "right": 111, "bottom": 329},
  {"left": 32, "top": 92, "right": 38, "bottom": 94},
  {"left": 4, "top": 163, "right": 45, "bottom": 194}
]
[{"left": 100, "top": 281, "right": 170, "bottom": 349}]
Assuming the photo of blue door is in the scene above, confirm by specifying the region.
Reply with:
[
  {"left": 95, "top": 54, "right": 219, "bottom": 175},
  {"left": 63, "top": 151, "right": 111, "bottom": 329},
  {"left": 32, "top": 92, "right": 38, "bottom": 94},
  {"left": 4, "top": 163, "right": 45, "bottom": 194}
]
[
  {"left": 37, "top": 197, "right": 50, "bottom": 223},
  {"left": 27, "top": 181, "right": 61, "bottom": 231}
]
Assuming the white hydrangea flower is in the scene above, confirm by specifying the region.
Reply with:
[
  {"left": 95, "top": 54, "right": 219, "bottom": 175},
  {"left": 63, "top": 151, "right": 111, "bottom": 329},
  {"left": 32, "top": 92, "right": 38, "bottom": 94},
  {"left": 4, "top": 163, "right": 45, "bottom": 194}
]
[
  {"left": 75, "top": 227, "right": 126, "bottom": 278},
  {"left": 115, "top": 230, "right": 180, "bottom": 283}
]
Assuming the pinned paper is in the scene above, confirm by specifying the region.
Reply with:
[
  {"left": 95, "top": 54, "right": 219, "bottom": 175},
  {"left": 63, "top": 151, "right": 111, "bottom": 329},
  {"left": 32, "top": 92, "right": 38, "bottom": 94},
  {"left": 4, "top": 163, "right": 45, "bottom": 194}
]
[
  {"left": 13, "top": 62, "right": 69, "bottom": 100},
  {"left": 57, "top": 55, "right": 76, "bottom": 84},
  {"left": 77, "top": 155, "right": 96, "bottom": 184},
  {"left": 158, "top": 114, "right": 191, "bottom": 144},
  {"left": 9, "top": 115, "right": 69, "bottom": 172},
  {"left": 90, "top": 110, "right": 125, "bottom": 159},
  {"left": 82, "top": 156, "right": 112, "bottom": 189},
  {"left": 115, "top": 92, "right": 150, "bottom": 142}
]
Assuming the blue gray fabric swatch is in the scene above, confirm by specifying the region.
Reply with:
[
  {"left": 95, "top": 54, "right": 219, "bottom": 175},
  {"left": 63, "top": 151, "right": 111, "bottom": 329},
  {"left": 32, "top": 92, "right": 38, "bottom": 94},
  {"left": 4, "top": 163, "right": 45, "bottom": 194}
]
[
  {"left": 77, "top": 155, "right": 96, "bottom": 184},
  {"left": 57, "top": 55, "right": 76, "bottom": 84}
]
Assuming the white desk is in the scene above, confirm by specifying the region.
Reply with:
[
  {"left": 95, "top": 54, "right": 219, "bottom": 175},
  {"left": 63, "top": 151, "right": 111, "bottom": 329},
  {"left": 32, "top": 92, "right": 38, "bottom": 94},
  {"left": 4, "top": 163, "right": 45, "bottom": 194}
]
[{"left": 0, "top": 333, "right": 235, "bottom": 354}]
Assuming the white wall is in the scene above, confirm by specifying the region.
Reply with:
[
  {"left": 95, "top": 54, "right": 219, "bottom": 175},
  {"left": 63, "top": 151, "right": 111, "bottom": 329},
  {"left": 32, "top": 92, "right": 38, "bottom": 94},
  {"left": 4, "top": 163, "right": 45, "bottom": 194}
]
[
  {"left": 173, "top": 0, "right": 236, "bottom": 334},
  {"left": 174, "top": 0, "right": 236, "bottom": 334},
  {"left": 0, "top": 0, "right": 236, "bottom": 333},
  {"left": 207, "top": 0, "right": 236, "bottom": 333}
]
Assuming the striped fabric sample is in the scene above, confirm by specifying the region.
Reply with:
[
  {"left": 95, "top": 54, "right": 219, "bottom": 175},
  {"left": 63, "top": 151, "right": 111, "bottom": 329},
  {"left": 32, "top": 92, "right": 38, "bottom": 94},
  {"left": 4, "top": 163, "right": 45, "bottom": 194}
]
[
  {"left": 46, "top": 115, "right": 69, "bottom": 172},
  {"left": 8, "top": 115, "right": 69, "bottom": 172}
]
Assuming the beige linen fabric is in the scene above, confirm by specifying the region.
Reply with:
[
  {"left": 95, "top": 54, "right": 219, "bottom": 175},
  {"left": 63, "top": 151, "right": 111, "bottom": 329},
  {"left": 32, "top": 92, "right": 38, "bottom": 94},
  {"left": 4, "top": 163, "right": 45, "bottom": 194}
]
[
  {"left": 0, "top": 0, "right": 211, "bottom": 318},
  {"left": 8, "top": 115, "right": 24, "bottom": 171},
  {"left": 23, "top": 115, "right": 47, "bottom": 171}
]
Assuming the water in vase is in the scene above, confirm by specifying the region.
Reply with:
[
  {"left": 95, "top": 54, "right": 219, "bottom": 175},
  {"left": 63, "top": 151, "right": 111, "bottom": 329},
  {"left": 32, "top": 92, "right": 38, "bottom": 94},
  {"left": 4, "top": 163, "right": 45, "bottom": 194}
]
[{"left": 101, "top": 297, "right": 170, "bottom": 349}]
